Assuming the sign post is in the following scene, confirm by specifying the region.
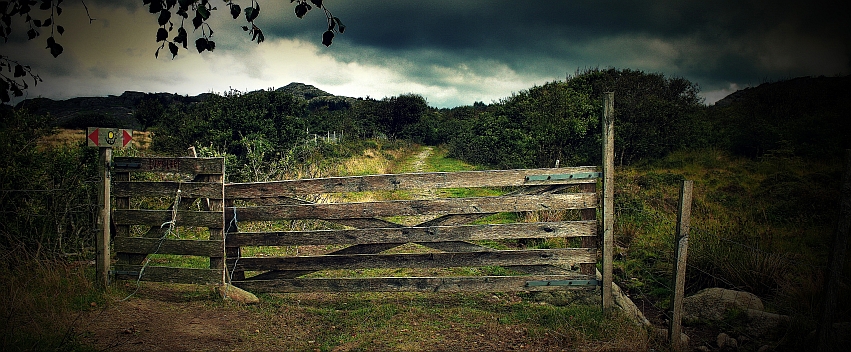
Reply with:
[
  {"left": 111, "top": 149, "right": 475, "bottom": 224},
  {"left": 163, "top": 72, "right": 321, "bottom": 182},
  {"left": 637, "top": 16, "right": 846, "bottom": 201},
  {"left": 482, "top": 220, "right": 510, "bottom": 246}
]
[{"left": 88, "top": 127, "right": 132, "bottom": 288}]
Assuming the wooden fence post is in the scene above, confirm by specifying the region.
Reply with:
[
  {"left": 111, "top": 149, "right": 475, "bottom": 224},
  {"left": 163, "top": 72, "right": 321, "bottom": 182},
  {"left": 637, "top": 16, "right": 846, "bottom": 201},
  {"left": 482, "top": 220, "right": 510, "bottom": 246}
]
[
  {"left": 818, "top": 150, "right": 851, "bottom": 351},
  {"left": 670, "top": 180, "right": 693, "bottom": 351},
  {"left": 96, "top": 147, "right": 112, "bottom": 288},
  {"left": 602, "top": 92, "right": 614, "bottom": 311}
]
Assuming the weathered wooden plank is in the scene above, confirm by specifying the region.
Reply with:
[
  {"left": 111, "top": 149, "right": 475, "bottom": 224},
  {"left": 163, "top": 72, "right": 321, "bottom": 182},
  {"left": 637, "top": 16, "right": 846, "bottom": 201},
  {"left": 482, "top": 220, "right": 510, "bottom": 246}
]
[
  {"left": 113, "top": 181, "right": 224, "bottom": 198},
  {"left": 579, "top": 182, "right": 598, "bottom": 276},
  {"left": 113, "top": 157, "right": 224, "bottom": 174},
  {"left": 670, "top": 180, "right": 693, "bottom": 351},
  {"left": 602, "top": 91, "right": 615, "bottom": 311},
  {"left": 113, "top": 265, "right": 224, "bottom": 285},
  {"left": 228, "top": 248, "right": 596, "bottom": 272},
  {"left": 113, "top": 237, "right": 224, "bottom": 257},
  {"left": 225, "top": 167, "right": 599, "bottom": 199},
  {"left": 232, "top": 193, "right": 597, "bottom": 221},
  {"left": 113, "top": 209, "right": 223, "bottom": 228},
  {"left": 226, "top": 221, "right": 597, "bottom": 247},
  {"left": 232, "top": 274, "right": 597, "bottom": 293}
]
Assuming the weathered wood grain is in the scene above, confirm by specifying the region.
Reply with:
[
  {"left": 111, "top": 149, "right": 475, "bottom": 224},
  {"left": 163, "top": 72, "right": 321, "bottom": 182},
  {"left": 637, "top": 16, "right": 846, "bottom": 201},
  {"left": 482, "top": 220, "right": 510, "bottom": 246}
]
[
  {"left": 228, "top": 248, "right": 596, "bottom": 272},
  {"left": 231, "top": 193, "right": 597, "bottom": 221},
  {"left": 232, "top": 274, "right": 597, "bottom": 293},
  {"left": 113, "top": 237, "right": 224, "bottom": 257},
  {"left": 226, "top": 221, "right": 596, "bottom": 247},
  {"left": 602, "top": 91, "right": 615, "bottom": 310},
  {"left": 114, "top": 265, "right": 224, "bottom": 285},
  {"left": 113, "top": 209, "right": 223, "bottom": 228},
  {"left": 225, "top": 167, "right": 598, "bottom": 198},
  {"left": 113, "top": 157, "right": 224, "bottom": 174},
  {"left": 113, "top": 181, "right": 224, "bottom": 198}
]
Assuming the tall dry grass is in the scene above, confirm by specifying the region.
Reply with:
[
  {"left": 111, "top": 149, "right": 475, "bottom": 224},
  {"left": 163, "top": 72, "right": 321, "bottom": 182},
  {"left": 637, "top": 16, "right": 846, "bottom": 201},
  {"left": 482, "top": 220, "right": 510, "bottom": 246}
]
[{"left": 0, "top": 247, "right": 101, "bottom": 351}]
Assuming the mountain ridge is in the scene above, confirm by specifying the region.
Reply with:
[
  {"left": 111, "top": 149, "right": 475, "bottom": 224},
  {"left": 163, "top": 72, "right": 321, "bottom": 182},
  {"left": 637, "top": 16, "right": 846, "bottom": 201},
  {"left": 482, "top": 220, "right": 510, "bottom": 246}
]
[{"left": 14, "top": 83, "right": 354, "bottom": 130}]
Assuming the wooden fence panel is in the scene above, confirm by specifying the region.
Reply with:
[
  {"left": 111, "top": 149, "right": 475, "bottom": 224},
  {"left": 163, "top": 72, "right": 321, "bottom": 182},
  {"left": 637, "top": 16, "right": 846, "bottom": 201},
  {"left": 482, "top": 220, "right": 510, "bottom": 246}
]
[
  {"left": 112, "top": 157, "right": 225, "bottom": 285},
  {"left": 225, "top": 167, "right": 603, "bottom": 293}
]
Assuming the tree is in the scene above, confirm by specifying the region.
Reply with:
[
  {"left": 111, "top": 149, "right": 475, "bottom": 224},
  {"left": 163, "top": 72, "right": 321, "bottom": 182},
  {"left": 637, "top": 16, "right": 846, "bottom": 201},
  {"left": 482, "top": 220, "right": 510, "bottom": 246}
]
[
  {"left": 143, "top": 0, "right": 345, "bottom": 58},
  {"left": 0, "top": 0, "right": 345, "bottom": 103}
]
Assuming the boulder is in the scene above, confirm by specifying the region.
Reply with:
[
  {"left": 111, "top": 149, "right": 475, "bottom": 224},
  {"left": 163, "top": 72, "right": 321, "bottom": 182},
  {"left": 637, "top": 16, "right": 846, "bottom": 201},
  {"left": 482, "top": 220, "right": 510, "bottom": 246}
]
[
  {"left": 217, "top": 284, "right": 259, "bottom": 304},
  {"left": 717, "top": 332, "right": 738, "bottom": 350},
  {"left": 684, "top": 288, "right": 789, "bottom": 338},
  {"left": 684, "top": 288, "right": 763, "bottom": 323},
  {"left": 744, "top": 309, "right": 790, "bottom": 337}
]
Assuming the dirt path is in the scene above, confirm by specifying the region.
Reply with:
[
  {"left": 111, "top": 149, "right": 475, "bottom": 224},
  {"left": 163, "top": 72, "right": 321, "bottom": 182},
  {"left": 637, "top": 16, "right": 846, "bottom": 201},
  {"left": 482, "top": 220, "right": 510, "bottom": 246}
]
[{"left": 411, "top": 145, "right": 433, "bottom": 172}]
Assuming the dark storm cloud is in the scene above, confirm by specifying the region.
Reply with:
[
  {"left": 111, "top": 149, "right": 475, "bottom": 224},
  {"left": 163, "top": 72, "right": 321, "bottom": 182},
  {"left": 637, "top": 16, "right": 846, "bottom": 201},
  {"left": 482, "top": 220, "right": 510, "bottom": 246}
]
[{"left": 269, "top": 0, "right": 849, "bottom": 98}]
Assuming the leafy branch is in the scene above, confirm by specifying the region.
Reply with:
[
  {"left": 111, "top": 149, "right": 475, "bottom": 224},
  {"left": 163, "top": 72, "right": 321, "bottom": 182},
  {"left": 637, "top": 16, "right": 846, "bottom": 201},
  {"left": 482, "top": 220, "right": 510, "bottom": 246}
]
[
  {"left": 0, "top": 0, "right": 72, "bottom": 103},
  {"left": 0, "top": 55, "right": 42, "bottom": 103},
  {"left": 145, "top": 0, "right": 346, "bottom": 60}
]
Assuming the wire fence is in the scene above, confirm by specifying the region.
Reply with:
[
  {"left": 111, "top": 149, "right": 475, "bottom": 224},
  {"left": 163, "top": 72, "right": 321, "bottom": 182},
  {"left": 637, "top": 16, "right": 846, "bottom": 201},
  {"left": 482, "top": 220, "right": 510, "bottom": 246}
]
[
  {"left": 611, "top": 180, "right": 850, "bottom": 349},
  {"left": 0, "top": 181, "right": 100, "bottom": 258}
]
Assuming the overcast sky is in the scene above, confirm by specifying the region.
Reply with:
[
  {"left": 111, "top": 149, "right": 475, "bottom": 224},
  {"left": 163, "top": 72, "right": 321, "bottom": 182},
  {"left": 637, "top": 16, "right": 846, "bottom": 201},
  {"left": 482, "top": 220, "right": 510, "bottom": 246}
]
[{"left": 6, "top": 0, "right": 849, "bottom": 108}]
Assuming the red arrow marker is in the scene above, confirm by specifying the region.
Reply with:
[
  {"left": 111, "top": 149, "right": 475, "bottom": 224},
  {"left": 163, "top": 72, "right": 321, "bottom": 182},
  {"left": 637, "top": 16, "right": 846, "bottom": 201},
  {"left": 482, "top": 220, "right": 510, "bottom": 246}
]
[
  {"left": 88, "top": 128, "right": 99, "bottom": 146},
  {"left": 122, "top": 130, "right": 133, "bottom": 147}
]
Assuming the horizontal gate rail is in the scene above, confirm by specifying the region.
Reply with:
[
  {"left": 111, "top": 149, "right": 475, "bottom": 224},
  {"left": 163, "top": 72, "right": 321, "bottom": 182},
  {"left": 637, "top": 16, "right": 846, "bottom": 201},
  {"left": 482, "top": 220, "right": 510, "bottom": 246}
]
[
  {"left": 226, "top": 220, "right": 597, "bottom": 247},
  {"left": 226, "top": 166, "right": 598, "bottom": 199},
  {"left": 230, "top": 193, "right": 597, "bottom": 221},
  {"left": 228, "top": 248, "right": 596, "bottom": 272},
  {"left": 235, "top": 275, "right": 596, "bottom": 294}
]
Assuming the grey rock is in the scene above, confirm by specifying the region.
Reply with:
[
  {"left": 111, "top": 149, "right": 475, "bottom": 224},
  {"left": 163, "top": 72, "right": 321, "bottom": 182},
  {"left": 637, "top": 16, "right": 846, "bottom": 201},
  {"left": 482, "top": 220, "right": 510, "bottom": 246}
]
[
  {"left": 717, "top": 332, "right": 738, "bottom": 350},
  {"left": 684, "top": 288, "right": 763, "bottom": 323},
  {"left": 217, "top": 284, "right": 259, "bottom": 304},
  {"left": 744, "top": 309, "right": 790, "bottom": 338}
]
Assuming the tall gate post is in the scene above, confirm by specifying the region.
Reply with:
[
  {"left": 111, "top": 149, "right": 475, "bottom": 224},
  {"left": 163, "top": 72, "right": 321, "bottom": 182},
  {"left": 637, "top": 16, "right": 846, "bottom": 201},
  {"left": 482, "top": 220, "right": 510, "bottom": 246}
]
[
  {"left": 818, "top": 150, "right": 851, "bottom": 350},
  {"left": 602, "top": 92, "right": 614, "bottom": 311},
  {"left": 670, "top": 180, "right": 693, "bottom": 351},
  {"left": 96, "top": 146, "right": 112, "bottom": 288}
]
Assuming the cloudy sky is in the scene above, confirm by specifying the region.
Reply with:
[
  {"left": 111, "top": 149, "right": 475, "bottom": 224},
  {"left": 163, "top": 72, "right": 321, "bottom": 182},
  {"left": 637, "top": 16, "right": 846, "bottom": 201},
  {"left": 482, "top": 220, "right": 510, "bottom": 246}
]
[{"left": 6, "top": 0, "right": 850, "bottom": 108}]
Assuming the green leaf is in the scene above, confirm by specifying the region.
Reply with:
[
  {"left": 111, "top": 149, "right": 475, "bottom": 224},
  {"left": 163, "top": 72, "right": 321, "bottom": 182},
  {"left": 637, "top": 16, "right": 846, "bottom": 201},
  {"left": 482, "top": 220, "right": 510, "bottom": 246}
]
[
  {"left": 195, "top": 37, "right": 207, "bottom": 53},
  {"left": 13, "top": 64, "right": 25, "bottom": 78},
  {"left": 148, "top": 0, "right": 162, "bottom": 14},
  {"left": 57, "top": 25, "right": 64, "bottom": 35},
  {"left": 158, "top": 9, "right": 171, "bottom": 26},
  {"left": 295, "top": 3, "right": 308, "bottom": 18},
  {"left": 41, "top": 18, "right": 51, "bottom": 27},
  {"left": 168, "top": 42, "right": 178, "bottom": 59},
  {"left": 310, "top": 0, "right": 323, "bottom": 7},
  {"left": 156, "top": 27, "right": 168, "bottom": 42},
  {"left": 230, "top": 4, "right": 240, "bottom": 19},
  {"left": 322, "top": 30, "right": 333, "bottom": 46},
  {"left": 197, "top": 6, "right": 210, "bottom": 20},
  {"left": 46, "top": 37, "right": 63, "bottom": 57},
  {"left": 333, "top": 17, "right": 345, "bottom": 33}
]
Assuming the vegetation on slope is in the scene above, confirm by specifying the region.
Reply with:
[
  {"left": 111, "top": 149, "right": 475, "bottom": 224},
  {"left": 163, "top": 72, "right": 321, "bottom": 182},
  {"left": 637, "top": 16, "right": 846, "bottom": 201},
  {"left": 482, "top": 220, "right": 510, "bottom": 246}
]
[{"left": 2, "top": 68, "right": 849, "bottom": 350}]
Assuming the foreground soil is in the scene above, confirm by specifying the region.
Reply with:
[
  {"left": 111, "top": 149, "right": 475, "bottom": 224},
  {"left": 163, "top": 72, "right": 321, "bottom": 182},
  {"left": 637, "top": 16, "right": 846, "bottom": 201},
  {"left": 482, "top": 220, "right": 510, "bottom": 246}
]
[{"left": 74, "top": 282, "right": 647, "bottom": 351}]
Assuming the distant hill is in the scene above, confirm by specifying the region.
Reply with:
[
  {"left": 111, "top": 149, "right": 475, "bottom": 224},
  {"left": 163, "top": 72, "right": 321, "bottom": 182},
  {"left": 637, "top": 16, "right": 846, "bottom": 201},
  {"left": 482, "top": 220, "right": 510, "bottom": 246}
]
[
  {"left": 707, "top": 75, "right": 851, "bottom": 158},
  {"left": 14, "top": 83, "right": 357, "bottom": 130}
]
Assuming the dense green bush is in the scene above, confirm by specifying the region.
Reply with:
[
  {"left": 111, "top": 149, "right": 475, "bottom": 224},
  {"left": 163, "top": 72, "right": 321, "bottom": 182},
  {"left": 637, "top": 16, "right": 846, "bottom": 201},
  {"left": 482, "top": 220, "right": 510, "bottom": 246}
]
[{"left": 0, "top": 108, "right": 99, "bottom": 256}]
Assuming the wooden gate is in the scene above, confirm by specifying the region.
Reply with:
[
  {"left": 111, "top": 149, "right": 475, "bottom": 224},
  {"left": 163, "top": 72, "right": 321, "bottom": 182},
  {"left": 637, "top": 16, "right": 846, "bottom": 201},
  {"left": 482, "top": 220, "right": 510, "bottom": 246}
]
[
  {"left": 111, "top": 157, "right": 226, "bottom": 284},
  {"left": 224, "top": 167, "right": 604, "bottom": 294}
]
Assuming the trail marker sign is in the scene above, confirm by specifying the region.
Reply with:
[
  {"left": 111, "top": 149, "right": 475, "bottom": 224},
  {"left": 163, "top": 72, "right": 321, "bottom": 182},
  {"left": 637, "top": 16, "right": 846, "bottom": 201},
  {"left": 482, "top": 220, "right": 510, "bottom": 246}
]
[{"left": 87, "top": 127, "right": 133, "bottom": 148}]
